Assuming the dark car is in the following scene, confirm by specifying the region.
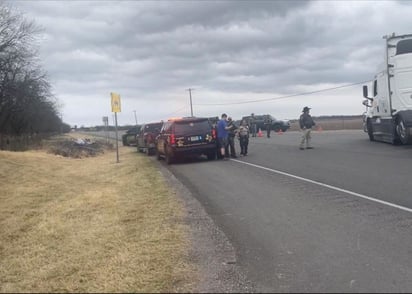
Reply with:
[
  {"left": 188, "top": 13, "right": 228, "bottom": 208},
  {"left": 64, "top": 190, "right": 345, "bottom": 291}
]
[
  {"left": 122, "top": 126, "right": 141, "bottom": 146},
  {"left": 156, "top": 117, "right": 217, "bottom": 164},
  {"left": 136, "top": 122, "right": 163, "bottom": 155},
  {"left": 241, "top": 114, "right": 290, "bottom": 132}
]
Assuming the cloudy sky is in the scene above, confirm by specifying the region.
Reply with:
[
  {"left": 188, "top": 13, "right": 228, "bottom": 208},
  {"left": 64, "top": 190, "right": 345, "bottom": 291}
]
[{"left": 9, "top": 0, "right": 412, "bottom": 126}]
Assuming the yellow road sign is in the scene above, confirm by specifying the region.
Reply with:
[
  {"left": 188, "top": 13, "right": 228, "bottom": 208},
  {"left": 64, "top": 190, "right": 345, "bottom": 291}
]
[{"left": 111, "top": 92, "right": 121, "bottom": 112}]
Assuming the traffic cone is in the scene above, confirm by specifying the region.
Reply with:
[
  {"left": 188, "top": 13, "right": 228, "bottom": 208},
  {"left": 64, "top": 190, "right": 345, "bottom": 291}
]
[
  {"left": 258, "top": 128, "right": 263, "bottom": 137},
  {"left": 277, "top": 129, "right": 283, "bottom": 135},
  {"left": 316, "top": 125, "right": 323, "bottom": 132}
]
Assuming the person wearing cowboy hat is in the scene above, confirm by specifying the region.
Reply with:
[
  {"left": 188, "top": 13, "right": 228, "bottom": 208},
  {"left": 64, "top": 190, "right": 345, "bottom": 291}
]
[{"left": 299, "top": 106, "right": 316, "bottom": 150}]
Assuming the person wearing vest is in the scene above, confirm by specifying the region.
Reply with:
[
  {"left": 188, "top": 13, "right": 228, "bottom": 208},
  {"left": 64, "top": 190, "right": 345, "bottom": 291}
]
[
  {"left": 238, "top": 119, "right": 250, "bottom": 156},
  {"left": 225, "top": 117, "right": 238, "bottom": 158}
]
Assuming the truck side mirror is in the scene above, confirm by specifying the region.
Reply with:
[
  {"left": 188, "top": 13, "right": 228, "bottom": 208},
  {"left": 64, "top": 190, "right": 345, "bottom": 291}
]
[
  {"left": 363, "top": 85, "right": 368, "bottom": 98},
  {"left": 362, "top": 99, "right": 370, "bottom": 107}
]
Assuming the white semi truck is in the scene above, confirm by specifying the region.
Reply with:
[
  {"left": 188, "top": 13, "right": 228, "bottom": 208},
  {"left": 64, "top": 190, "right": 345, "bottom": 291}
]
[{"left": 362, "top": 33, "right": 412, "bottom": 145}]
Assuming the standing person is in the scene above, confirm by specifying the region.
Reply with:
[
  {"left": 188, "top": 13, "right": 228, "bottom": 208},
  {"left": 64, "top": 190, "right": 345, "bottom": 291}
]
[
  {"left": 249, "top": 113, "right": 257, "bottom": 137},
  {"left": 299, "top": 106, "right": 316, "bottom": 150},
  {"left": 217, "top": 113, "right": 229, "bottom": 160},
  {"left": 210, "top": 116, "right": 221, "bottom": 158},
  {"left": 226, "top": 117, "right": 238, "bottom": 158},
  {"left": 238, "top": 119, "right": 250, "bottom": 156},
  {"left": 264, "top": 115, "right": 273, "bottom": 138}
]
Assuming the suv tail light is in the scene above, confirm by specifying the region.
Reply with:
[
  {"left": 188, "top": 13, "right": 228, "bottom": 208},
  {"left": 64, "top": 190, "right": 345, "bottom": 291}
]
[
  {"left": 211, "top": 128, "right": 216, "bottom": 139},
  {"left": 169, "top": 133, "right": 176, "bottom": 145}
]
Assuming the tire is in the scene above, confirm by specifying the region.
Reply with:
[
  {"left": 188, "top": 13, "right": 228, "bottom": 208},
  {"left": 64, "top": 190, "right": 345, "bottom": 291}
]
[
  {"left": 396, "top": 117, "right": 412, "bottom": 145},
  {"left": 273, "top": 125, "right": 281, "bottom": 132},
  {"left": 207, "top": 151, "right": 216, "bottom": 160},
  {"left": 281, "top": 127, "right": 288, "bottom": 132},
  {"left": 367, "top": 119, "right": 374, "bottom": 141}
]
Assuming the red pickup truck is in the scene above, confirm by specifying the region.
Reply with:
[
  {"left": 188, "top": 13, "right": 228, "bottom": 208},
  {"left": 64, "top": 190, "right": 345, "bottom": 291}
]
[{"left": 136, "top": 122, "right": 163, "bottom": 155}]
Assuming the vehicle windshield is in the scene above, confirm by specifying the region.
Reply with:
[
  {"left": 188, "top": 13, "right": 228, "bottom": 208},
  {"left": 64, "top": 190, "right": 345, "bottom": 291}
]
[
  {"left": 396, "top": 39, "right": 412, "bottom": 55},
  {"left": 174, "top": 120, "right": 211, "bottom": 135}
]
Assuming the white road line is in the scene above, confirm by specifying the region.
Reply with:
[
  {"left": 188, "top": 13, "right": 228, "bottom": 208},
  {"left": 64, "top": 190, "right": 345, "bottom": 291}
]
[{"left": 231, "top": 159, "right": 412, "bottom": 214}]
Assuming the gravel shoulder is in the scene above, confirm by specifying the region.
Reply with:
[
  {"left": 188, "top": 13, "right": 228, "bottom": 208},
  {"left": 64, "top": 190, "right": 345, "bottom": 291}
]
[{"left": 156, "top": 161, "right": 255, "bottom": 293}]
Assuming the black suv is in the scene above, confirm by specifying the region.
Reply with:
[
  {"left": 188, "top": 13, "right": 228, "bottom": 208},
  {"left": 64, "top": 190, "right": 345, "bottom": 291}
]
[
  {"left": 122, "top": 126, "right": 141, "bottom": 146},
  {"left": 156, "top": 117, "right": 217, "bottom": 164},
  {"left": 136, "top": 122, "right": 163, "bottom": 155},
  {"left": 241, "top": 114, "right": 290, "bottom": 132}
]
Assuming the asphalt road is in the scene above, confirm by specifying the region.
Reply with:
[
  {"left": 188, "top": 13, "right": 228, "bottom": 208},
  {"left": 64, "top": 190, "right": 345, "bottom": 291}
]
[{"left": 162, "top": 130, "right": 412, "bottom": 293}]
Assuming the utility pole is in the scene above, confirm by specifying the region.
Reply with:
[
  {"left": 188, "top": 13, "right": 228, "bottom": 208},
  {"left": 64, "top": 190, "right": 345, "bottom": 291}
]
[
  {"left": 133, "top": 110, "right": 138, "bottom": 125},
  {"left": 186, "top": 88, "right": 194, "bottom": 117}
]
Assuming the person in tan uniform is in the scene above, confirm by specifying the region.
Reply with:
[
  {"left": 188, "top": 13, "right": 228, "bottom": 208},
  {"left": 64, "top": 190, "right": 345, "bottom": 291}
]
[{"left": 299, "top": 106, "right": 316, "bottom": 150}]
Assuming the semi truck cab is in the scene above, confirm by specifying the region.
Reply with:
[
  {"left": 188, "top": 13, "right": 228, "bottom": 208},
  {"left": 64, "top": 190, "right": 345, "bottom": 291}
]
[{"left": 363, "top": 33, "right": 412, "bottom": 145}]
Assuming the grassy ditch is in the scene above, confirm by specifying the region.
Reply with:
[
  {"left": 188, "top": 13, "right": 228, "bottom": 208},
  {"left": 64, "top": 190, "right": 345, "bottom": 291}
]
[{"left": 0, "top": 134, "right": 194, "bottom": 293}]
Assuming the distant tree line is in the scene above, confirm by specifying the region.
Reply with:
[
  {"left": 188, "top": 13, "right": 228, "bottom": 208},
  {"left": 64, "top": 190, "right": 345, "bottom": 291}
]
[{"left": 0, "top": 3, "right": 69, "bottom": 150}]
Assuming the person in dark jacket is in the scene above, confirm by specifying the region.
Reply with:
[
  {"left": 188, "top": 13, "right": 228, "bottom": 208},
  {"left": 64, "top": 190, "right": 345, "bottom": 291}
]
[
  {"left": 225, "top": 117, "right": 238, "bottom": 158},
  {"left": 299, "top": 106, "right": 316, "bottom": 150},
  {"left": 249, "top": 113, "right": 257, "bottom": 137},
  {"left": 217, "top": 113, "right": 230, "bottom": 160},
  {"left": 263, "top": 115, "right": 272, "bottom": 138}
]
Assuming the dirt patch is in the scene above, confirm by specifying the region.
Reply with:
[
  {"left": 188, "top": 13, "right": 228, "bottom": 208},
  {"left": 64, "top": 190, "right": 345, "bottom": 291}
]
[{"left": 46, "top": 137, "right": 114, "bottom": 158}]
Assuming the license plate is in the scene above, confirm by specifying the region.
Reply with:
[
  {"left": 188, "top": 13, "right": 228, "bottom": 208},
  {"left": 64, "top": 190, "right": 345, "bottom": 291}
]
[{"left": 190, "top": 136, "right": 201, "bottom": 141}]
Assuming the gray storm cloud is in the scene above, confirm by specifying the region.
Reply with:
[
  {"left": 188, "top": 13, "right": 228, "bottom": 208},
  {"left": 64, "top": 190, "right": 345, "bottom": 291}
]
[{"left": 10, "top": 0, "right": 412, "bottom": 125}]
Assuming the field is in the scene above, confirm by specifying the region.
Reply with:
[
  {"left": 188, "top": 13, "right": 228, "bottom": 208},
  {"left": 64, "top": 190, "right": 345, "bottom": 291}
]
[
  {"left": 288, "top": 115, "right": 363, "bottom": 131},
  {"left": 0, "top": 134, "right": 194, "bottom": 293}
]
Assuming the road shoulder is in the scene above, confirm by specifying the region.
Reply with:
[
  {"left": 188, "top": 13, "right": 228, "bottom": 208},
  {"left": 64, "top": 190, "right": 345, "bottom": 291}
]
[{"left": 156, "top": 162, "right": 254, "bottom": 293}]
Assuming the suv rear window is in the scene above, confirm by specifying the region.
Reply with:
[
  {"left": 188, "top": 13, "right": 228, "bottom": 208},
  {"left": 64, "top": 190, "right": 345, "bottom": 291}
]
[
  {"left": 144, "top": 123, "right": 162, "bottom": 132},
  {"left": 174, "top": 120, "right": 211, "bottom": 135}
]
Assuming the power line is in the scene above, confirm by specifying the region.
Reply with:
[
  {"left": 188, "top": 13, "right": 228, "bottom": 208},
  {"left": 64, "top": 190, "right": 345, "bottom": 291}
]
[{"left": 195, "top": 80, "right": 372, "bottom": 106}]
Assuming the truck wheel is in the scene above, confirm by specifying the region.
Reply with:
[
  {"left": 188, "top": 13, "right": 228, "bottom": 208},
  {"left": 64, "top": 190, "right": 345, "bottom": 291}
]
[
  {"left": 273, "top": 125, "right": 281, "bottom": 132},
  {"left": 396, "top": 118, "right": 412, "bottom": 145},
  {"left": 367, "top": 120, "right": 374, "bottom": 141},
  {"left": 207, "top": 151, "right": 216, "bottom": 160}
]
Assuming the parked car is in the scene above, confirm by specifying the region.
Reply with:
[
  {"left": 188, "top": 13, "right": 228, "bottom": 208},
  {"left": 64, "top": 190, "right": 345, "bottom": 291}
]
[
  {"left": 136, "top": 122, "right": 163, "bottom": 155},
  {"left": 156, "top": 117, "right": 217, "bottom": 164},
  {"left": 122, "top": 126, "right": 141, "bottom": 146},
  {"left": 241, "top": 114, "right": 290, "bottom": 132}
]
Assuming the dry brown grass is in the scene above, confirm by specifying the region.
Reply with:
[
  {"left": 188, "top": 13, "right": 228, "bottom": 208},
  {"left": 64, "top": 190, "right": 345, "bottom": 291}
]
[{"left": 0, "top": 134, "right": 195, "bottom": 293}]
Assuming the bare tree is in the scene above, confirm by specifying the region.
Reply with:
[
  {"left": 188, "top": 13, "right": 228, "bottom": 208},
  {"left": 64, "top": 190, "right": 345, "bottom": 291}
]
[{"left": 0, "top": 2, "right": 62, "bottom": 149}]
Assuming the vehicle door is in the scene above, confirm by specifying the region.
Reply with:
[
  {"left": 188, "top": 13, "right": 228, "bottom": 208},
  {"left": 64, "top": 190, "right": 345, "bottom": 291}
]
[
  {"left": 157, "top": 122, "right": 170, "bottom": 154},
  {"left": 137, "top": 124, "right": 145, "bottom": 147}
]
